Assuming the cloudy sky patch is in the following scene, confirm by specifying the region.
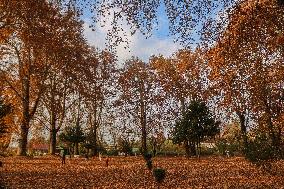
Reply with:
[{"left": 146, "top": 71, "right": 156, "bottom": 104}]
[{"left": 83, "top": 8, "right": 181, "bottom": 63}]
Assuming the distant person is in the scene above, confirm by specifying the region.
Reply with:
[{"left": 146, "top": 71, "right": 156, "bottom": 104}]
[
  {"left": 61, "top": 150, "right": 66, "bottom": 165},
  {"left": 225, "top": 150, "right": 230, "bottom": 158}
]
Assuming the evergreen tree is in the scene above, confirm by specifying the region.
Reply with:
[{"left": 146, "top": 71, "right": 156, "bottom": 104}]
[
  {"left": 59, "top": 124, "right": 86, "bottom": 155},
  {"left": 172, "top": 101, "right": 220, "bottom": 157}
]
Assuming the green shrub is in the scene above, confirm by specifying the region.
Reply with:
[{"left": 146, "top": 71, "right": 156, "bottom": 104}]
[
  {"left": 143, "top": 152, "right": 153, "bottom": 170},
  {"left": 215, "top": 139, "right": 242, "bottom": 156},
  {"left": 215, "top": 140, "right": 227, "bottom": 155},
  {"left": 146, "top": 159, "right": 153, "bottom": 170},
  {"left": 245, "top": 133, "right": 279, "bottom": 164},
  {"left": 153, "top": 168, "right": 166, "bottom": 183},
  {"left": 200, "top": 147, "right": 216, "bottom": 156},
  {"left": 143, "top": 152, "right": 152, "bottom": 161},
  {"left": 156, "top": 151, "right": 183, "bottom": 156},
  {"left": 107, "top": 149, "right": 119, "bottom": 156},
  {"left": 118, "top": 139, "right": 134, "bottom": 156}
]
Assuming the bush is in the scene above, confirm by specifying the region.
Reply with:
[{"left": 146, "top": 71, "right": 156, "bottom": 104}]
[
  {"left": 153, "top": 168, "right": 166, "bottom": 183},
  {"left": 156, "top": 151, "right": 183, "bottom": 156},
  {"left": 143, "top": 152, "right": 153, "bottom": 170},
  {"left": 107, "top": 149, "right": 119, "bottom": 156},
  {"left": 143, "top": 152, "right": 152, "bottom": 161},
  {"left": 118, "top": 139, "right": 133, "bottom": 156},
  {"left": 215, "top": 139, "right": 242, "bottom": 156},
  {"left": 200, "top": 147, "right": 216, "bottom": 156},
  {"left": 146, "top": 159, "right": 153, "bottom": 170},
  {"left": 245, "top": 133, "right": 279, "bottom": 164}
]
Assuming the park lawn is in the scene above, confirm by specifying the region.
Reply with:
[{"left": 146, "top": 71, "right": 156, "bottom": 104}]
[{"left": 1, "top": 156, "right": 284, "bottom": 189}]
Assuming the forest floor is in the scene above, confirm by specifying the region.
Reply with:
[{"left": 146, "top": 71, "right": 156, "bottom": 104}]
[{"left": 1, "top": 156, "right": 284, "bottom": 189}]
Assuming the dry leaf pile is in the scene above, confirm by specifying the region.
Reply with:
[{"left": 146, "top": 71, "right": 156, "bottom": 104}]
[{"left": 1, "top": 156, "right": 284, "bottom": 189}]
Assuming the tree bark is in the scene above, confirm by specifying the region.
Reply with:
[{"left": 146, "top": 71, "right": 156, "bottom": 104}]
[
  {"left": 184, "top": 141, "right": 190, "bottom": 157},
  {"left": 74, "top": 142, "right": 79, "bottom": 155},
  {"left": 236, "top": 111, "right": 248, "bottom": 152},
  {"left": 184, "top": 141, "right": 196, "bottom": 157},
  {"left": 49, "top": 128, "right": 57, "bottom": 155},
  {"left": 17, "top": 124, "right": 28, "bottom": 156},
  {"left": 141, "top": 102, "right": 147, "bottom": 154},
  {"left": 18, "top": 74, "right": 30, "bottom": 156},
  {"left": 49, "top": 102, "right": 57, "bottom": 154},
  {"left": 190, "top": 142, "right": 196, "bottom": 156},
  {"left": 266, "top": 113, "right": 279, "bottom": 149},
  {"left": 139, "top": 81, "right": 147, "bottom": 154},
  {"left": 92, "top": 125, "right": 98, "bottom": 156},
  {"left": 90, "top": 106, "right": 98, "bottom": 156}
]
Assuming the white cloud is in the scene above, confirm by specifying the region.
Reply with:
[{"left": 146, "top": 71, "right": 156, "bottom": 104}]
[{"left": 83, "top": 16, "right": 181, "bottom": 64}]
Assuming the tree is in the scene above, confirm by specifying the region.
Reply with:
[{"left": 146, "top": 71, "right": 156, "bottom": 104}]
[
  {"left": 172, "top": 101, "right": 220, "bottom": 157},
  {"left": 150, "top": 132, "right": 166, "bottom": 156},
  {"left": 150, "top": 48, "right": 208, "bottom": 155},
  {"left": 59, "top": 123, "right": 86, "bottom": 155},
  {"left": 0, "top": 1, "right": 87, "bottom": 156},
  {"left": 46, "top": 0, "right": 238, "bottom": 45},
  {"left": 0, "top": 1, "right": 51, "bottom": 156},
  {"left": 118, "top": 57, "right": 161, "bottom": 154},
  {"left": 117, "top": 137, "right": 133, "bottom": 156},
  {"left": 38, "top": 9, "right": 89, "bottom": 155},
  {"left": 82, "top": 48, "right": 117, "bottom": 156},
  {"left": 207, "top": 0, "right": 284, "bottom": 152},
  {"left": 90, "top": 0, "right": 235, "bottom": 45}
]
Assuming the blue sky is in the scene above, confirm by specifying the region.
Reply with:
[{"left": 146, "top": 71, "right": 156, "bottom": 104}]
[{"left": 82, "top": 3, "right": 182, "bottom": 63}]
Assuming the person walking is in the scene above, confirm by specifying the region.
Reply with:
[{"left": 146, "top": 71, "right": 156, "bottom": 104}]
[{"left": 61, "top": 149, "right": 66, "bottom": 165}]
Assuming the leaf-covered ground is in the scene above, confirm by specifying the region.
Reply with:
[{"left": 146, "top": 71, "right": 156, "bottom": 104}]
[{"left": 1, "top": 156, "right": 284, "bottom": 188}]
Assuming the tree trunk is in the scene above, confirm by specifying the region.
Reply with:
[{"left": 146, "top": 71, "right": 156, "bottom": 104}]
[
  {"left": 141, "top": 109, "right": 147, "bottom": 154},
  {"left": 140, "top": 94, "right": 147, "bottom": 154},
  {"left": 196, "top": 140, "right": 201, "bottom": 159},
  {"left": 184, "top": 141, "right": 190, "bottom": 157},
  {"left": 49, "top": 109, "right": 57, "bottom": 154},
  {"left": 90, "top": 111, "right": 98, "bottom": 156},
  {"left": 17, "top": 125, "right": 29, "bottom": 156},
  {"left": 92, "top": 125, "right": 98, "bottom": 156},
  {"left": 266, "top": 114, "right": 279, "bottom": 149},
  {"left": 152, "top": 140, "right": 157, "bottom": 156},
  {"left": 18, "top": 77, "right": 30, "bottom": 156},
  {"left": 236, "top": 111, "right": 248, "bottom": 152},
  {"left": 74, "top": 95, "right": 81, "bottom": 156},
  {"left": 49, "top": 128, "right": 57, "bottom": 155},
  {"left": 141, "top": 125, "right": 147, "bottom": 154},
  {"left": 184, "top": 141, "right": 196, "bottom": 157},
  {"left": 190, "top": 142, "right": 196, "bottom": 156},
  {"left": 74, "top": 143, "right": 79, "bottom": 155}
]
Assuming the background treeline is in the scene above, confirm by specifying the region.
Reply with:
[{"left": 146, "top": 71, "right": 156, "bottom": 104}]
[{"left": 0, "top": 0, "right": 283, "bottom": 163}]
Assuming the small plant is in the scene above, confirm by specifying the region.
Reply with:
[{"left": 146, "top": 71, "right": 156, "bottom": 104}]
[
  {"left": 153, "top": 168, "right": 166, "bottom": 188},
  {"left": 143, "top": 152, "right": 152, "bottom": 161},
  {"left": 143, "top": 152, "right": 153, "bottom": 170},
  {"left": 146, "top": 159, "right": 153, "bottom": 170}
]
